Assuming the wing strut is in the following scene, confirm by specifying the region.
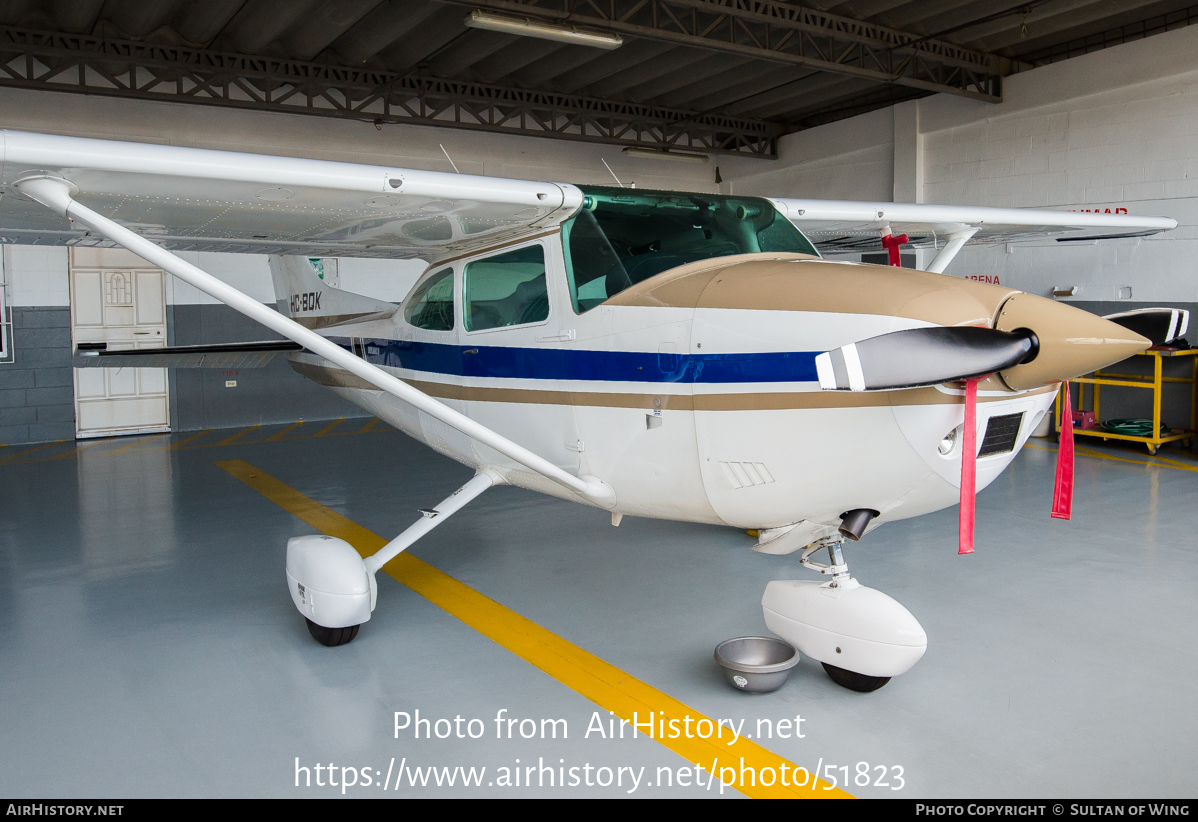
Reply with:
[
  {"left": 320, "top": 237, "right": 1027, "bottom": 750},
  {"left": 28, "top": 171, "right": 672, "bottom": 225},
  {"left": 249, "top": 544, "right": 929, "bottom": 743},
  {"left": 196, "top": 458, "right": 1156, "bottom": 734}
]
[
  {"left": 19, "top": 175, "right": 613, "bottom": 506},
  {"left": 925, "top": 229, "right": 977, "bottom": 274},
  {"left": 364, "top": 471, "right": 495, "bottom": 575}
]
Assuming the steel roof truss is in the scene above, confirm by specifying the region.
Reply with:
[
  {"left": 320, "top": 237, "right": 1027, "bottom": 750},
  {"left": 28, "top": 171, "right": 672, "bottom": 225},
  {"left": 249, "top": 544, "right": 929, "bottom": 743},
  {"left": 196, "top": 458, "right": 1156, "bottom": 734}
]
[
  {"left": 436, "top": 0, "right": 1004, "bottom": 101},
  {"left": 0, "top": 25, "right": 779, "bottom": 158}
]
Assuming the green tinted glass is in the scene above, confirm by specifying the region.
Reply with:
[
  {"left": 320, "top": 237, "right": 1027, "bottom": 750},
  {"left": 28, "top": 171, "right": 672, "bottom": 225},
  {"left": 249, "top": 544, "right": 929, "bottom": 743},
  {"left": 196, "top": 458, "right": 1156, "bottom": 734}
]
[
  {"left": 463, "top": 244, "right": 549, "bottom": 332},
  {"left": 561, "top": 187, "right": 820, "bottom": 313},
  {"left": 403, "top": 268, "right": 455, "bottom": 331}
]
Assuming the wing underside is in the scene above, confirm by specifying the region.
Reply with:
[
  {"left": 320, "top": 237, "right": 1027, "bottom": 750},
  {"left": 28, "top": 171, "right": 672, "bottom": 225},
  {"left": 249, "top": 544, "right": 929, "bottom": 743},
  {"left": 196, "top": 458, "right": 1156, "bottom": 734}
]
[
  {"left": 0, "top": 130, "right": 579, "bottom": 261},
  {"left": 770, "top": 198, "right": 1177, "bottom": 256}
]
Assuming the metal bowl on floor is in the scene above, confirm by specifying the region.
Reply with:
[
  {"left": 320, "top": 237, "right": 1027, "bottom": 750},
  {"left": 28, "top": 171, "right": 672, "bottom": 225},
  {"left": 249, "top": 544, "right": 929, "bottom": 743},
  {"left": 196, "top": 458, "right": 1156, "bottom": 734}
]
[{"left": 714, "top": 636, "right": 799, "bottom": 693}]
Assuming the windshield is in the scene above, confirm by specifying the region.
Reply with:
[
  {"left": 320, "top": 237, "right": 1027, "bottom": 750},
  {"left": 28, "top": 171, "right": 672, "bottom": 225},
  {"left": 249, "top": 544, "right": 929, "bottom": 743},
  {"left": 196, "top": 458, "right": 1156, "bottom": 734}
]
[{"left": 561, "top": 186, "right": 819, "bottom": 313}]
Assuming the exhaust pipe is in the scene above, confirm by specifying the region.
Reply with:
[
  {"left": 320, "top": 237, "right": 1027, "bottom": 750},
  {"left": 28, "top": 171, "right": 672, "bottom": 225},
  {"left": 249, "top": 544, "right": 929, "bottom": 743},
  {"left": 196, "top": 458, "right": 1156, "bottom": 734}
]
[{"left": 839, "top": 509, "right": 879, "bottom": 541}]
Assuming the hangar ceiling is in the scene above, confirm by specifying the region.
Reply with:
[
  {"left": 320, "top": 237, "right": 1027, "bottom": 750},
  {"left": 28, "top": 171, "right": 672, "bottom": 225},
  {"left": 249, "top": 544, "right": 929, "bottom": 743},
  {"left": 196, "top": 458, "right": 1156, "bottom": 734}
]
[{"left": 0, "top": 0, "right": 1194, "bottom": 159}]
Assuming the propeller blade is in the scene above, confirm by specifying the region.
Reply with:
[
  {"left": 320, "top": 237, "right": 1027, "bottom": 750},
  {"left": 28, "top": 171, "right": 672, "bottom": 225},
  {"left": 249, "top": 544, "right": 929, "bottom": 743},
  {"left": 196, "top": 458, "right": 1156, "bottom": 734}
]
[
  {"left": 1102, "top": 308, "right": 1189, "bottom": 347},
  {"left": 815, "top": 327, "right": 1036, "bottom": 391}
]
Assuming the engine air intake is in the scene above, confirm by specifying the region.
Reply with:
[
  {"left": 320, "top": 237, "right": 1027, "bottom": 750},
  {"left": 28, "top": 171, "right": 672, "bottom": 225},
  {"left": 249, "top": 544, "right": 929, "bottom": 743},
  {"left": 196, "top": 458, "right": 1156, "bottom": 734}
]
[{"left": 978, "top": 412, "right": 1024, "bottom": 457}]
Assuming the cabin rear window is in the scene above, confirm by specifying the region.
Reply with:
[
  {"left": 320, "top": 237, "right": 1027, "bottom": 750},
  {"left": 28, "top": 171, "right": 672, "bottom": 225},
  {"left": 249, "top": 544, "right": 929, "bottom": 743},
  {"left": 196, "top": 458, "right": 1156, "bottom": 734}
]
[
  {"left": 561, "top": 187, "right": 819, "bottom": 313},
  {"left": 463, "top": 244, "right": 550, "bottom": 332}
]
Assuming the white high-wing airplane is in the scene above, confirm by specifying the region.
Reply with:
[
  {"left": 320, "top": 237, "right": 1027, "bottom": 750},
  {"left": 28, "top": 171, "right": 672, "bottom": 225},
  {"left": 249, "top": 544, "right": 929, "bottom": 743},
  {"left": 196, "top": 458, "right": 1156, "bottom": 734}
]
[{"left": 3, "top": 130, "right": 1181, "bottom": 692}]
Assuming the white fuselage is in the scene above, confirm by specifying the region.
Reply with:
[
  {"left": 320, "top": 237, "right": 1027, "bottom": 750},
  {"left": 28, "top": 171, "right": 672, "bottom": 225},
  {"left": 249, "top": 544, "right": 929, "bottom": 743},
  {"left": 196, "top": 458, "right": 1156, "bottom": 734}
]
[{"left": 288, "top": 241, "right": 1056, "bottom": 537}]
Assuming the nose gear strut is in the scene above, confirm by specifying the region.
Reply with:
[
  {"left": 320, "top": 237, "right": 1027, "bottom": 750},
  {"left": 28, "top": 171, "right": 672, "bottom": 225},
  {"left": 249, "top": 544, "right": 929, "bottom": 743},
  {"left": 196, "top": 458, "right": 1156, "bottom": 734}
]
[{"left": 786, "top": 530, "right": 913, "bottom": 692}]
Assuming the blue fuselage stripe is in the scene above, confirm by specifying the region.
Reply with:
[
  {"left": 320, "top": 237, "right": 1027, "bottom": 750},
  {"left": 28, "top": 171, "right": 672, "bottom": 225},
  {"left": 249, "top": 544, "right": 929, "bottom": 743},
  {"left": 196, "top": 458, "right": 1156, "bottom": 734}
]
[{"left": 328, "top": 337, "right": 819, "bottom": 384}]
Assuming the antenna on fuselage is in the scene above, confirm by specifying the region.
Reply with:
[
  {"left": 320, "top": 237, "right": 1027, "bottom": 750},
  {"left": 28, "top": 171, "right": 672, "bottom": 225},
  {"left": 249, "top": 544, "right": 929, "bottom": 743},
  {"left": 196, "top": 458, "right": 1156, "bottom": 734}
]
[
  {"left": 439, "top": 144, "right": 460, "bottom": 174},
  {"left": 601, "top": 158, "right": 624, "bottom": 188}
]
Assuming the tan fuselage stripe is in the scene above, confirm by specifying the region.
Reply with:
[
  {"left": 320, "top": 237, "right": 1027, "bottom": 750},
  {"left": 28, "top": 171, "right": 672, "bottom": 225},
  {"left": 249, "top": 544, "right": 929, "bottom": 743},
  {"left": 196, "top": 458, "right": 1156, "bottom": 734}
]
[
  {"left": 292, "top": 311, "right": 395, "bottom": 330},
  {"left": 290, "top": 359, "right": 1055, "bottom": 411}
]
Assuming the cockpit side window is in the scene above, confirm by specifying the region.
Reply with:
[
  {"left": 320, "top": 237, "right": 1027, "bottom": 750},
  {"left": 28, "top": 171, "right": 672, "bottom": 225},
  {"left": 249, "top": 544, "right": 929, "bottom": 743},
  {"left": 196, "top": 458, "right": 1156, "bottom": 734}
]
[
  {"left": 403, "top": 267, "right": 455, "bottom": 331},
  {"left": 463, "top": 244, "right": 549, "bottom": 332}
]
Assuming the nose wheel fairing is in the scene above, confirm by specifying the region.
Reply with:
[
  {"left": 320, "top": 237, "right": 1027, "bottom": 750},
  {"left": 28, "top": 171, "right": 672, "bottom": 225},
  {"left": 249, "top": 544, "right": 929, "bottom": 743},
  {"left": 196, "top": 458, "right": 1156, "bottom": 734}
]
[
  {"left": 762, "top": 537, "right": 928, "bottom": 685},
  {"left": 753, "top": 534, "right": 928, "bottom": 692}
]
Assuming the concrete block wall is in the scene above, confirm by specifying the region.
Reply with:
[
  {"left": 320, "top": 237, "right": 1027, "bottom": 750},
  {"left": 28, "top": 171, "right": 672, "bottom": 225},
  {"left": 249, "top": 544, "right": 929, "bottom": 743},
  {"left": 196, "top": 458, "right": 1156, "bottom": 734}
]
[
  {"left": 0, "top": 307, "right": 75, "bottom": 444},
  {"left": 915, "top": 27, "right": 1198, "bottom": 441},
  {"left": 1, "top": 246, "right": 75, "bottom": 445},
  {"left": 727, "top": 107, "right": 895, "bottom": 201},
  {"left": 725, "top": 23, "right": 1198, "bottom": 309},
  {"left": 720, "top": 24, "right": 1198, "bottom": 444}
]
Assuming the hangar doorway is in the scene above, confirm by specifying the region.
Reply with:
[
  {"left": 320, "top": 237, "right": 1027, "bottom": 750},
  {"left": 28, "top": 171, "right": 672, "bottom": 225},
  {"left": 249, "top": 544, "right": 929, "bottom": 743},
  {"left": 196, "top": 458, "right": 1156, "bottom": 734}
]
[{"left": 69, "top": 247, "right": 170, "bottom": 438}]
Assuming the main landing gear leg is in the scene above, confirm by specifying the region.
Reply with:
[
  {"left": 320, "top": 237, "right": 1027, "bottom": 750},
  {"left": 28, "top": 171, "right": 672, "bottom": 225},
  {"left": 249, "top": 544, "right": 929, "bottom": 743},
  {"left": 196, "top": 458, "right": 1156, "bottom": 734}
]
[{"left": 286, "top": 470, "right": 499, "bottom": 646}]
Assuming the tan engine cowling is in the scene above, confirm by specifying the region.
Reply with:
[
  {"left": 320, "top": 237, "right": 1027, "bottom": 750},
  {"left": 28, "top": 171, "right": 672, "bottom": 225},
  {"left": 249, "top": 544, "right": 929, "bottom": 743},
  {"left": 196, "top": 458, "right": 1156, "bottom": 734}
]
[{"left": 995, "top": 293, "right": 1151, "bottom": 391}]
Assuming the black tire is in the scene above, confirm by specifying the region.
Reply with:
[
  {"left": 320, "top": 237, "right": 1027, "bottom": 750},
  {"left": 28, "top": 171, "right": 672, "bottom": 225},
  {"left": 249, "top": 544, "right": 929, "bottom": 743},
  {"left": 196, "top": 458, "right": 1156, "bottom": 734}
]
[
  {"left": 305, "top": 618, "right": 360, "bottom": 647},
  {"left": 822, "top": 662, "right": 890, "bottom": 692}
]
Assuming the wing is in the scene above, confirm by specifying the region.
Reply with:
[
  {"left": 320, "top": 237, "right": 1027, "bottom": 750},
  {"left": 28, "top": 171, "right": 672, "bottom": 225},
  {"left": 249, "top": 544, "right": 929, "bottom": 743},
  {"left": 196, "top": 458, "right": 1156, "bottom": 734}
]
[
  {"left": 0, "top": 130, "right": 580, "bottom": 260},
  {"left": 9, "top": 136, "right": 613, "bottom": 505},
  {"left": 770, "top": 198, "right": 1178, "bottom": 255}
]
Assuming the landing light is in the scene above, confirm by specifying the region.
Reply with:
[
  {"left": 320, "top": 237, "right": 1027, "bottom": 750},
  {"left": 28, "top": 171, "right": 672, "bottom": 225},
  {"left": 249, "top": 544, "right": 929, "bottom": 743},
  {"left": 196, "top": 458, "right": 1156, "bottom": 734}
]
[{"left": 938, "top": 427, "right": 959, "bottom": 456}]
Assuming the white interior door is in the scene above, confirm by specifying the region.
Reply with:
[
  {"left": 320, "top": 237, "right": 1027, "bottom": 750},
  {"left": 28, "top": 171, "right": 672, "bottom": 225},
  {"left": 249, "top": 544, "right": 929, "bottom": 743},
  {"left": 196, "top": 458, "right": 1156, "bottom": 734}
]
[{"left": 71, "top": 250, "right": 169, "bottom": 438}]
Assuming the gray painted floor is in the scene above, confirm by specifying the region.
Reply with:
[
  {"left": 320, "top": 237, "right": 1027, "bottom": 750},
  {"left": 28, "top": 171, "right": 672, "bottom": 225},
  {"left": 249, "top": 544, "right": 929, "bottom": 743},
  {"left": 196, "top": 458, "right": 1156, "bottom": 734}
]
[{"left": 0, "top": 422, "right": 1195, "bottom": 798}]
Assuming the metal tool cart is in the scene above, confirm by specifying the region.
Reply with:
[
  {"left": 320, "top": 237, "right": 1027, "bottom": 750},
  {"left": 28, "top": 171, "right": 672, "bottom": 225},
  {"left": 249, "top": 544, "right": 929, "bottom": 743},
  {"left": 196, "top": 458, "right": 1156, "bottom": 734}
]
[{"left": 1056, "top": 347, "right": 1198, "bottom": 454}]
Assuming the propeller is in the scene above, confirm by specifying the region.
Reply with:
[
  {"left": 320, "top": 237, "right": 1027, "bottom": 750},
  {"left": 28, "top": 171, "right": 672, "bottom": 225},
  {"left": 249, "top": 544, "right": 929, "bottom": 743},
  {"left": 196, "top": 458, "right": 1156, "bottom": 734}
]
[
  {"left": 814, "top": 326, "right": 1062, "bottom": 555},
  {"left": 815, "top": 326, "right": 1038, "bottom": 392},
  {"left": 815, "top": 299, "right": 1153, "bottom": 554}
]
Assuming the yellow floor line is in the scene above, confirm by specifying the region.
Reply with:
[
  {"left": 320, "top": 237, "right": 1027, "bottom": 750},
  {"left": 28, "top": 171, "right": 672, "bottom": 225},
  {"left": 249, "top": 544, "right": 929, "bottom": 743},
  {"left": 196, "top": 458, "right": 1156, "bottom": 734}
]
[
  {"left": 0, "top": 440, "right": 64, "bottom": 464},
  {"left": 100, "top": 433, "right": 172, "bottom": 457},
  {"left": 170, "top": 429, "right": 215, "bottom": 450},
  {"left": 265, "top": 421, "right": 305, "bottom": 442},
  {"left": 1024, "top": 442, "right": 1198, "bottom": 474},
  {"left": 44, "top": 440, "right": 105, "bottom": 461},
  {"left": 215, "top": 458, "right": 848, "bottom": 799},
  {"left": 217, "top": 425, "right": 261, "bottom": 446},
  {"left": 357, "top": 417, "right": 379, "bottom": 433},
  {"left": 314, "top": 418, "right": 344, "bottom": 437}
]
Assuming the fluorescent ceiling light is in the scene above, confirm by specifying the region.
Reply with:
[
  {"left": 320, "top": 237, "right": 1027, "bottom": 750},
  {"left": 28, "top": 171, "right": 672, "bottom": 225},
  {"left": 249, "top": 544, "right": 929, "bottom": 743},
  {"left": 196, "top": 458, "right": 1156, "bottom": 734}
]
[
  {"left": 622, "top": 147, "right": 710, "bottom": 163},
  {"left": 465, "top": 11, "right": 623, "bottom": 49}
]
